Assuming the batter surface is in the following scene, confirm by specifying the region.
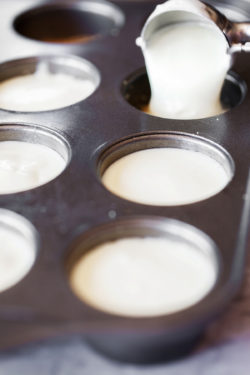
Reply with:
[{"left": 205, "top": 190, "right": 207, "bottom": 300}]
[
  {"left": 0, "top": 63, "right": 96, "bottom": 112},
  {"left": 70, "top": 236, "right": 216, "bottom": 317},
  {"left": 0, "top": 227, "right": 35, "bottom": 292},
  {"left": 102, "top": 147, "right": 230, "bottom": 206},
  {"left": 0, "top": 141, "right": 66, "bottom": 193}
]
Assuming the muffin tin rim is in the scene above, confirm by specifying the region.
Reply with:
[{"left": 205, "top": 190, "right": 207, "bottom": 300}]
[
  {"left": 94, "top": 130, "right": 235, "bottom": 207},
  {"left": 65, "top": 214, "right": 224, "bottom": 325}
]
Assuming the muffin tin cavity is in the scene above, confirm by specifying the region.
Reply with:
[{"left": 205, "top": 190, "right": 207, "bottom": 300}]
[
  {"left": 122, "top": 69, "right": 247, "bottom": 118},
  {"left": 67, "top": 216, "right": 218, "bottom": 317},
  {"left": 0, "top": 124, "right": 70, "bottom": 194},
  {"left": 0, "top": 208, "right": 38, "bottom": 292},
  {"left": 13, "top": 1, "right": 125, "bottom": 43},
  {"left": 98, "top": 132, "right": 234, "bottom": 206},
  {"left": 0, "top": 55, "right": 100, "bottom": 112}
]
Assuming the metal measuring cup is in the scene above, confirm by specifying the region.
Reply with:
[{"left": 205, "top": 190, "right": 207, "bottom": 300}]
[{"left": 136, "top": 0, "right": 250, "bottom": 53}]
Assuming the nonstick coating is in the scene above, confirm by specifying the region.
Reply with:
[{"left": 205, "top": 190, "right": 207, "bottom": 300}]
[{"left": 0, "top": 0, "right": 249, "bottom": 364}]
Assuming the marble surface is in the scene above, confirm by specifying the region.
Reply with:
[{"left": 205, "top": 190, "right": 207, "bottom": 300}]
[
  {"left": 0, "top": 333, "right": 250, "bottom": 375},
  {"left": 0, "top": 329, "right": 249, "bottom": 375}
]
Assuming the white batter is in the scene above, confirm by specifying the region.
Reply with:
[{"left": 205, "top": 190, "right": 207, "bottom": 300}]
[
  {"left": 0, "top": 63, "right": 96, "bottom": 112},
  {"left": 70, "top": 237, "right": 216, "bottom": 317},
  {"left": 0, "top": 141, "right": 66, "bottom": 194},
  {"left": 138, "top": 1, "right": 231, "bottom": 119},
  {"left": 0, "top": 227, "right": 35, "bottom": 292},
  {"left": 102, "top": 147, "right": 230, "bottom": 206}
]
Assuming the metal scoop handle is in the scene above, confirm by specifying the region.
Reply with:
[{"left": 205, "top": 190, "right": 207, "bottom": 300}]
[
  {"left": 225, "top": 22, "right": 250, "bottom": 52},
  {"left": 139, "top": 0, "right": 250, "bottom": 53},
  {"left": 201, "top": 3, "right": 250, "bottom": 53}
]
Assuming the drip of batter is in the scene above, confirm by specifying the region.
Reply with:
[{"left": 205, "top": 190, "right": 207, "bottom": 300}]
[{"left": 0, "top": 62, "right": 96, "bottom": 112}]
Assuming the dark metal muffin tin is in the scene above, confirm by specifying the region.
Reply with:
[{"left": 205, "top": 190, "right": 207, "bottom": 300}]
[{"left": 0, "top": 0, "right": 249, "bottom": 364}]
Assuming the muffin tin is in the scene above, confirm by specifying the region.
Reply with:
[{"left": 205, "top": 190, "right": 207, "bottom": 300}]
[{"left": 0, "top": 0, "right": 249, "bottom": 364}]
